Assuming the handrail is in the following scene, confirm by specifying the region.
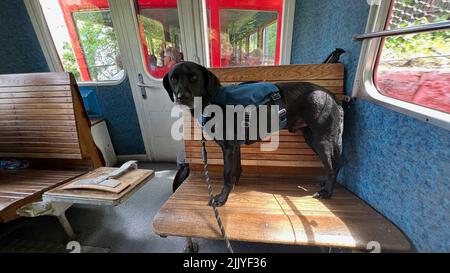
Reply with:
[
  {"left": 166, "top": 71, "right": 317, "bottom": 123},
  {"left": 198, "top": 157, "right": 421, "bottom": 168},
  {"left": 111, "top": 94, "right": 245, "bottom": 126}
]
[{"left": 354, "top": 21, "right": 450, "bottom": 40}]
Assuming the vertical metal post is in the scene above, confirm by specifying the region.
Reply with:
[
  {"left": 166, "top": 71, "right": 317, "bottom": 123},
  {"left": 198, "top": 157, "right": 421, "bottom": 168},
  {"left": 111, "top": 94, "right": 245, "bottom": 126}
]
[{"left": 57, "top": 213, "right": 77, "bottom": 240}]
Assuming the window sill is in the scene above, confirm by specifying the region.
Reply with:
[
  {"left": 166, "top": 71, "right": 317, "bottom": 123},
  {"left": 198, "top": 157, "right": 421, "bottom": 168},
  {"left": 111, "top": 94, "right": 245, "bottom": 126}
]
[{"left": 356, "top": 75, "right": 450, "bottom": 130}]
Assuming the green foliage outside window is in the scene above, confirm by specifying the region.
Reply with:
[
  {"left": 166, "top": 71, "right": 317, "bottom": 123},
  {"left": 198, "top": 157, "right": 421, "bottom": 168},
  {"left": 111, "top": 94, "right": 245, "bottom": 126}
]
[{"left": 61, "top": 10, "right": 121, "bottom": 81}]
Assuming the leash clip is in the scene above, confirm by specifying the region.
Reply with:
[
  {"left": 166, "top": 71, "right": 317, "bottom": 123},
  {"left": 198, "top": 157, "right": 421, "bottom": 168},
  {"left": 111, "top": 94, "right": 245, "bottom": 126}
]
[
  {"left": 271, "top": 91, "right": 282, "bottom": 101},
  {"left": 278, "top": 108, "right": 287, "bottom": 119}
]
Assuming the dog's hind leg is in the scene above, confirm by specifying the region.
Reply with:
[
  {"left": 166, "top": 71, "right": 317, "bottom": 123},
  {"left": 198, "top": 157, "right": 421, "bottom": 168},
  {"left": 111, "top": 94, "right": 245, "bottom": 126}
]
[
  {"left": 312, "top": 108, "right": 343, "bottom": 199},
  {"left": 312, "top": 137, "right": 340, "bottom": 199},
  {"left": 303, "top": 127, "right": 319, "bottom": 155},
  {"left": 304, "top": 127, "right": 329, "bottom": 187}
]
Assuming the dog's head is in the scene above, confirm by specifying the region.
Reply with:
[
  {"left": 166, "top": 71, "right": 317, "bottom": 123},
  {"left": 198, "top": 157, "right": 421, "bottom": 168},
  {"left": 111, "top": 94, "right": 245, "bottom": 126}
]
[{"left": 163, "top": 61, "right": 220, "bottom": 108}]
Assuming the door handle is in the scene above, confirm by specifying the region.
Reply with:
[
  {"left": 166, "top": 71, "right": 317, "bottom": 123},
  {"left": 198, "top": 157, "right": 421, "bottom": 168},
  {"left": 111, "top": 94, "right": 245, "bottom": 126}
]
[{"left": 136, "top": 73, "right": 157, "bottom": 99}]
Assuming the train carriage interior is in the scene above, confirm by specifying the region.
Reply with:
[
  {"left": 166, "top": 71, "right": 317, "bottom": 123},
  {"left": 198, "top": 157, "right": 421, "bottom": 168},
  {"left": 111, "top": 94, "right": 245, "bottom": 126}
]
[{"left": 0, "top": 0, "right": 448, "bottom": 255}]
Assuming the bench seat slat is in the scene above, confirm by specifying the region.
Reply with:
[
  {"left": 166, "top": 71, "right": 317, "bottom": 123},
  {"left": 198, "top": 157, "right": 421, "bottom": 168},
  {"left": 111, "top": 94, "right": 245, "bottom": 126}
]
[
  {"left": 0, "top": 137, "right": 79, "bottom": 143},
  {"left": 209, "top": 64, "right": 344, "bottom": 82},
  {"left": 0, "top": 85, "right": 71, "bottom": 92},
  {"left": 0, "top": 147, "right": 82, "bottom": 154},
  {"left": 0, "top": 115, "right": 75, "bottom": 121},
  {"left": 0, "top": 142, "right": 80, "bottom": 149},
  {"left": 0, "top": 153, "right": 83, "bottom": 159},
  {"left": 1, "top": 126, "right": 77, "bottom": 132},
  {"left": 0, "top": 108, "right": 74, "bottom": 115},
  {"left": 186, "top": 151, "right": 320, "bottom": 161},
  {"left": 0, "top": 120, "right": 76, "bottom": 126},
  {"left": 0, "top": 97, "right": 72, "bottom": 104},
  {"left": 0, "top": 131, "right": 79, "bottom": 138},
  {"left": 0, "top": 91, "right": 72, "bottom": 99},
  {"left": 0, "top": 103, "right": 74, "bottom": 110},
  {"left": 0, "top": 73, "right": 71, "bottom": 87}
]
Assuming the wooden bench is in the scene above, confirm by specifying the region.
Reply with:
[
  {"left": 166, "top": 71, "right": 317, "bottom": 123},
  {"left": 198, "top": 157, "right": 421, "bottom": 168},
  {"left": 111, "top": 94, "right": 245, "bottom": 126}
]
[
  {"left": 0, "top": 72, "right": 103, "bottom": 223},
  {"left": 153, "top": 64, "right": 412, "bottom": 252},
  {"left": 0, "top": 73, "right": 154, "bottom": 239}
]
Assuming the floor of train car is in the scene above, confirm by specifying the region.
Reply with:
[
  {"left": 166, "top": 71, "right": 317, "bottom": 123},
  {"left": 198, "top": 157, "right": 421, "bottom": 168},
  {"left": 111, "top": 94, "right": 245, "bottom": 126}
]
[{"left": 0, "top": 162, "right": 322, "bottom": 253}]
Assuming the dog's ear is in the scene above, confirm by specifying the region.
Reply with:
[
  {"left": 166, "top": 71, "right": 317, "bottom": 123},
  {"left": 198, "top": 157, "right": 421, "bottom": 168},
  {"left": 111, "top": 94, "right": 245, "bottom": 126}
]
[
  {"left": 200, "top": 65, "right": 220, "bottom": 98},
  {"left": 163, "top": 73, "right": 174, "bottom": 102}
]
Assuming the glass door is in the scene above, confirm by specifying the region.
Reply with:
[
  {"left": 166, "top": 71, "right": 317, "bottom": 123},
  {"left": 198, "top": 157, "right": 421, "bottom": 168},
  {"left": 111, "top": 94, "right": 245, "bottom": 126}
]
[
  {"left": 205, "top": 0, "right": 284, "bottom": 67},
  {"left": 108, "top": 0, "right": 206, "bottom": 161},
  {"left": 108, "top": 0, "right": 287, "bottom": 161}
]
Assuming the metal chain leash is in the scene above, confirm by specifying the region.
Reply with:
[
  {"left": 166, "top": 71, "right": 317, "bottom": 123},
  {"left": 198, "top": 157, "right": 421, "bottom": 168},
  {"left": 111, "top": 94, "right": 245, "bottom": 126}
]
[{"left": 201, "top": 137, "right": 234, "bottom": 253}]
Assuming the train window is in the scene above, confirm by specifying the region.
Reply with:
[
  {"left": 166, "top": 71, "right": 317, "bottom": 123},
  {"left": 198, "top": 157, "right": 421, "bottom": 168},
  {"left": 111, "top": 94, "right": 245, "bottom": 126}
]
[
  {"left": 38, "top": 0, "right": 123, "bottom": 83},
  {"left": 137, "top": 0, "right": 182, "bottom": 79},
  {"left": 375, "top": 0, "right": 450, "bottom": 114},
  {"left": 206, "top": 0, "right": 283, "bottom": 67},
  {"left": 354, "top": 0, "right": 450, "bottom": 129}
]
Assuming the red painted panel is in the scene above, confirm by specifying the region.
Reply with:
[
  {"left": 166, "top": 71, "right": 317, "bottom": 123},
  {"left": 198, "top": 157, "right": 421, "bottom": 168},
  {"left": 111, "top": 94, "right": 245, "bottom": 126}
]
[
  {"left": 206, "top": 0, "right": 282, "bottom": 11},
  {"left": 138, "top": 0, "right": 177, "bottom": 9},
  {"left": 59, "top": 0, "right": 109, "bottom": 11}
]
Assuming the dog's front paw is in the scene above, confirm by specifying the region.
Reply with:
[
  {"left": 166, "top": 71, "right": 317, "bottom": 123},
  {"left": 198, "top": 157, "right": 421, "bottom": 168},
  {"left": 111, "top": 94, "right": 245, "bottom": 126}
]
[
  {"left": 313, "top": 189, "right": 332, "bottom": 199},
  {"left": 208, "top": 193, "right": 229, "bottom": 207}
]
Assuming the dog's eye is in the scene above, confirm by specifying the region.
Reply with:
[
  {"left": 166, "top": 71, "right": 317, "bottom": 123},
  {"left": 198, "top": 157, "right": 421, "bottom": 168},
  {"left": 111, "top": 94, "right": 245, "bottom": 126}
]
[
  {"left": 190, "top": 75, "right": 198, "bottom": 82},
  {"left": 171, "top": 77, "right": 177, "bottom": 82}
]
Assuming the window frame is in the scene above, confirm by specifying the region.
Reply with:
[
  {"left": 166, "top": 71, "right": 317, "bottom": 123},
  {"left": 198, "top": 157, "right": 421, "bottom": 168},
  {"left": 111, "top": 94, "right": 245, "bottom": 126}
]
[
  {"left": 136, "top": 1, "right": 182, "bottom": 80},
  {"left": 134, "top": 0, "right": 295, "bottom": 80},
  {"left": 26, "top": 0, "right": 295, "bottom": 84},
  {"left": 353, "top": 0, "right": 450, "bottom": 130},
  {"left": 24, "top": 0, "right": 126, "bottom": 86}
]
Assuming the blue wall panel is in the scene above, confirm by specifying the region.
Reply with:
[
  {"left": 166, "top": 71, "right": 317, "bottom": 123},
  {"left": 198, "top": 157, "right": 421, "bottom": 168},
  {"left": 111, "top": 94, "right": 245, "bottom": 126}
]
[
  {"left": 291, "top": 0, "right": 449, "bottom": 252},
  {"left": 340, "top": 99, "right": 450, "bottom": 252},
  {"left": 80, "top": 79, "right": 146, "bottom": 156},
  {"left": 0, "top": 0, "right": 49, "bottom": 73}
]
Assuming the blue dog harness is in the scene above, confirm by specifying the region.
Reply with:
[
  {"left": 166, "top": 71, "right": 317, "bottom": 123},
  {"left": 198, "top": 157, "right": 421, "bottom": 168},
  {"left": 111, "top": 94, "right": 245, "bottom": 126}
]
[
  {"left": 198, "top": 82, "right": 287, "bottom": 143},
  {"left": 213, "top": 82, "right": 280, "bottom": 106}
]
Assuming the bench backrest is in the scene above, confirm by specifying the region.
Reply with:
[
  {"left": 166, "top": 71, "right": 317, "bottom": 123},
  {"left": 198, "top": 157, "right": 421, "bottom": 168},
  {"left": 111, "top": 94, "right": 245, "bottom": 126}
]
[
  {"left": 0, "top": 72, "right": 103, "bottom": 169},
  {"left": 183, "top": 63, "right": 344, "bottom": 175}
]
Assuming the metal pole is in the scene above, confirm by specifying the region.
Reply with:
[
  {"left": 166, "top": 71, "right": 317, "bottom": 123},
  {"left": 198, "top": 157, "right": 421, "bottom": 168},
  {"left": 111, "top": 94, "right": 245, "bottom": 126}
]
[
  {"left": 57, "top": 213, "right": 77, "bottom": 240},
  {"left": 354, "top": 21, "right": 450, "bottom": 40}
]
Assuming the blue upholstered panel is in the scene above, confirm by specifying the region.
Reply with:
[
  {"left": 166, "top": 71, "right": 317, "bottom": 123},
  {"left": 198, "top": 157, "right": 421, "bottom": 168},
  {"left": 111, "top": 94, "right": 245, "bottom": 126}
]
[
  {"left": 0, "top": 0, "right": 49, "bottom": 73},
  {"left": 80, "top": 78, "right": 146, "bottom": 155},
  {"left": 290, "top": 0, "right": 449, "bottom": 252}
]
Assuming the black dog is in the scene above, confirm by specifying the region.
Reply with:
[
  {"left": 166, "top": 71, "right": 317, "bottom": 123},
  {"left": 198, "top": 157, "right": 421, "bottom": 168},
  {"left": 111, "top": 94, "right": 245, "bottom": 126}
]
[{"left": 163, "top": 61, "right": 343, "bottom": 206}]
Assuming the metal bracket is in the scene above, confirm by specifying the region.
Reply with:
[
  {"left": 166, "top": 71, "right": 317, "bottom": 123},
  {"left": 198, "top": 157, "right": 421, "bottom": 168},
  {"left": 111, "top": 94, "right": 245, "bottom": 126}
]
[
  {"left": 17, "top": 201, "right": 76, "bottom": 240},
  {"left": 343, "top": 95, "right": 352, "bottom": 103},
  {"left": 183, "top": 237, "right": 199, "bottom": 253}
]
